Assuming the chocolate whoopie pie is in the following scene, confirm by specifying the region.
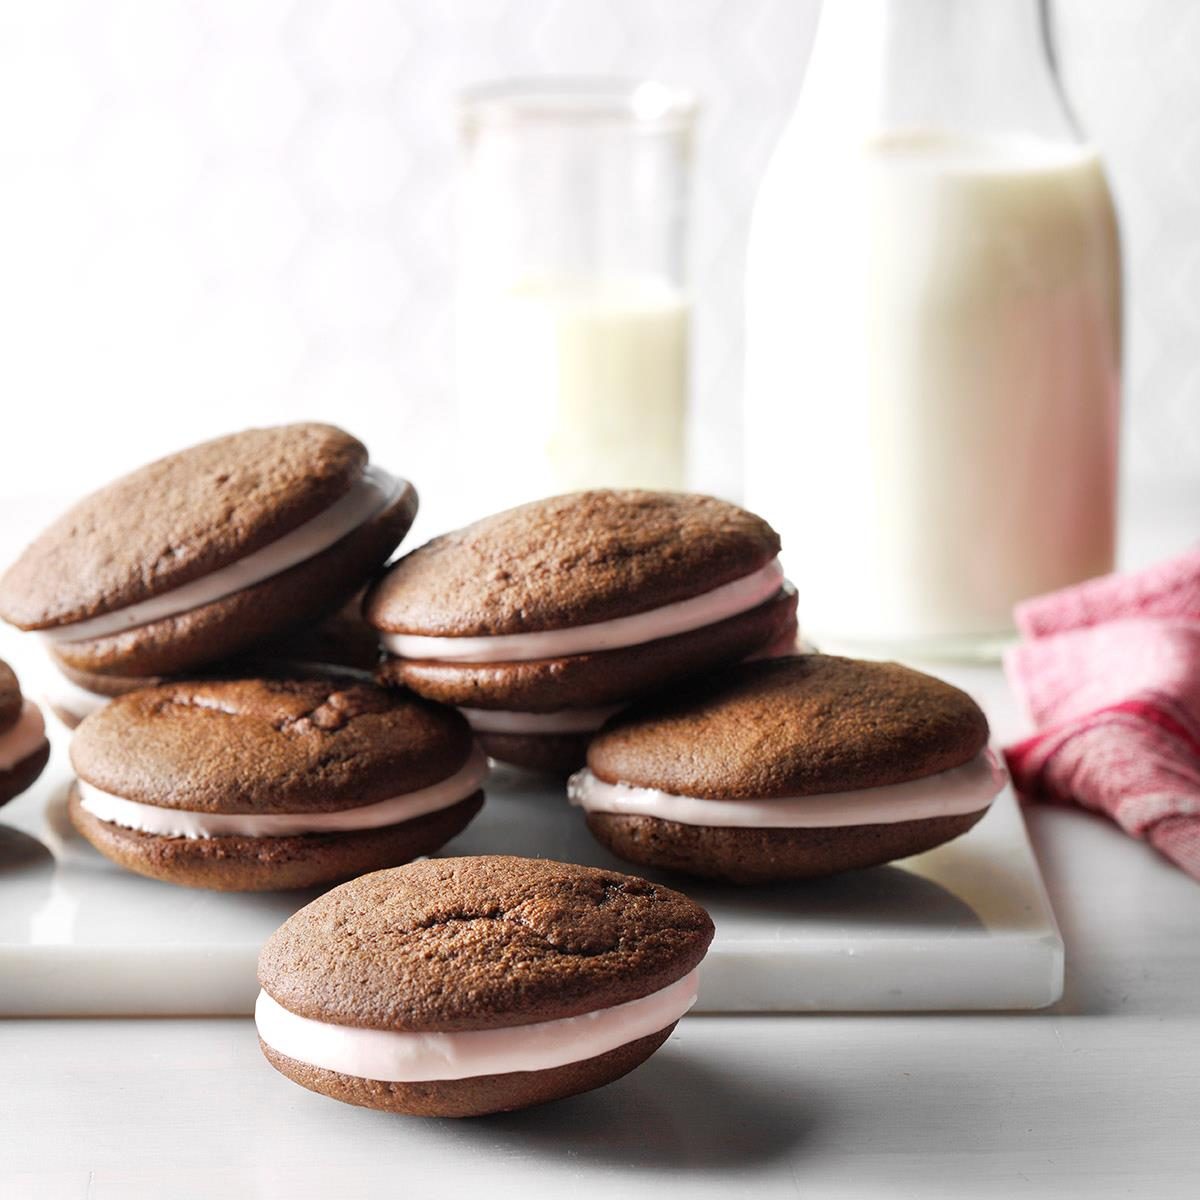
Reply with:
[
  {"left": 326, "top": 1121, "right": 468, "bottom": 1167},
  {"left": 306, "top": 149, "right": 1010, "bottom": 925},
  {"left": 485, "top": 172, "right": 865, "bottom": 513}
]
[
  {"left": 68, "top": 678, "right": 485, "bottom": 891},
  {"left": 43, "top": 600, "right": 383, "bottom": 729},
  {"left": 255, "top": 856, "right": 714, "bottom": 1117},
  {"left": 0, "top": 658, "right": 50, "bottom": 808},
  {"left": 366, "top": 490, "right": 798, "bottom": 773},
  {"left": 0, "top": 424, "right": 416, "bottom": 679},
  {"left": 570, "top": 656, "right": 1006, "bottom": 883}
]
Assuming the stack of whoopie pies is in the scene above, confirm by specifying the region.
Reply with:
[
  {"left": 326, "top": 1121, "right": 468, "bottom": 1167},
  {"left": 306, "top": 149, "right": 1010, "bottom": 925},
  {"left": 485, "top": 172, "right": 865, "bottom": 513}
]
[
  {"left": 0, "top": 423, "right": 490, "bottom": 890},
  {"left": 0, "top": 420, "right": 1009, "bottom": 1117}
]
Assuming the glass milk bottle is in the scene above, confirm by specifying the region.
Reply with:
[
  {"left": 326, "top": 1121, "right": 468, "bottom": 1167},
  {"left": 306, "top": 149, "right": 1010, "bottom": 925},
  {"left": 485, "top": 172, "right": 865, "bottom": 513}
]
[
  {"left": 457, "top": 81, "right": 696, "bottom": 515},
  {"left": 745, "top": 0, "right": 1121, "bottom": 659}
]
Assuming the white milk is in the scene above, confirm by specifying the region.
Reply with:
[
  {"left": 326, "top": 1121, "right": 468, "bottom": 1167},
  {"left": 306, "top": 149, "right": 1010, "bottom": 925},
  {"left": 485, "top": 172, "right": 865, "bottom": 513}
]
[
  {"left": 745, "top": 132, "right": 1121, "bottom": 652},
  {"left": 457, "top": 277, "right": 689, "bottom": 513}
]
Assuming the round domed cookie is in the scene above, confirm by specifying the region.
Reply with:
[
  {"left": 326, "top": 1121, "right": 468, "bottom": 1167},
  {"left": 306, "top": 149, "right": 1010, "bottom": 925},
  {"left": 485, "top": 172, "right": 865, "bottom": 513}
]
[
  {"left": 255, "top": 855, "right": 714, "bottom": 1117},
  {"left": 569, "top": 655, "right": 1005, "bottom": 884},
  {"left": 0, "top": 424, "right": 417, "bottom": 679},
  {"left": 0, "top": 658, "right": 50, "bottom": 809},
  {"left": 43, "top": 599, "right": 383, "bottom": 730},
  {"left": 366, "top": 490, "right": 798, "bottom": 773},
  {"left": 68, "top": 677, "right": 485, "bottom": 891}
]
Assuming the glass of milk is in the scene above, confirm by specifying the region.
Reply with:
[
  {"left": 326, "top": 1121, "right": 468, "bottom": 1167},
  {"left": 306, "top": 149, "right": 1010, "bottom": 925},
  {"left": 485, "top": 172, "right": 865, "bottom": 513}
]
[
  {"left": 457, "top": 80, "right": 696, "bottom": 514},
  {"left": 745, "top": 0, "right": 1122, "bottom": 659}
]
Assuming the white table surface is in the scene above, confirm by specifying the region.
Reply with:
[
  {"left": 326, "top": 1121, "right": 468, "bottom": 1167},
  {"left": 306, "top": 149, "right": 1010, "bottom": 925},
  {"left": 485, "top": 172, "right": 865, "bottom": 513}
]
[{"left": 2, "top": 485, "right": 1199, "bottom": 1198}]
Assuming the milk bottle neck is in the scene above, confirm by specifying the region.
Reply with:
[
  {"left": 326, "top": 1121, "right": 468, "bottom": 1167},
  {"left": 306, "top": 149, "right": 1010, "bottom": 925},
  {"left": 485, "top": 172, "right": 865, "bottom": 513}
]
[{"left": 802, "top": 0, "right": 1080, "bottom": 144}]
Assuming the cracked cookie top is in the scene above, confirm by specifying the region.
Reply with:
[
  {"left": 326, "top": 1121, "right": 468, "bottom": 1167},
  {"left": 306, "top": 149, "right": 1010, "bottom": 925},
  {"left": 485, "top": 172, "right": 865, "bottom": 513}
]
[
  {"left": 0, "top": 423, "right": 366, "bottom": 630},
  {"left": 364, "top": 489, "right": 780, "bottom": 637},
  {"left": 258, "top": 856, "right": 715, "bottom": 1030},
  {"left": 69, "top": 677, "right": 473, "bottom": 813}
]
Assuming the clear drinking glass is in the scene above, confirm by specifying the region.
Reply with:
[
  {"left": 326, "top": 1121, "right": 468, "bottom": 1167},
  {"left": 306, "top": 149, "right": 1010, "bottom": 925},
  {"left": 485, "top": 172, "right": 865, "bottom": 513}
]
[
  {"left": 456, "top": 79, "right": 696, "bottom": 515},
  {"left": 745, "top": 0, "right": 1122, "bottom": 660}
]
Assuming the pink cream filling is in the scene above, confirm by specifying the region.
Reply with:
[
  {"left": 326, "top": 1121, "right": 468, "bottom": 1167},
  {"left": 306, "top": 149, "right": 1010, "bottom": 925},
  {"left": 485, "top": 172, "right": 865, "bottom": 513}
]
[
  {"left": 0, "top": 700, "right": 46, "bottom": 770},
  {"left": 254, "top": 967, "right": 699, "bottom": 1082},
  {"left": 76, "top": 745, "right": 488, "bottom": 839},
  {"left": 380, "top": 559, "right": 787, "bottom": 664},
  {"left": 455, "top": 605, "right": 805, "bottom": 738},
  {"left": 567, "top": 750, "right": 1006, "bottom": 828}
]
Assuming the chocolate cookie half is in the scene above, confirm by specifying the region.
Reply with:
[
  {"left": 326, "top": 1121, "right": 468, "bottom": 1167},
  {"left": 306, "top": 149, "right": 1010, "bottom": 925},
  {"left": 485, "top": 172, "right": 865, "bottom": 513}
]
[
  {"left": 0, "top": 424, "right": 417, "bottom": 678},
  {"left": 43, "top": 600, "right": 383, "bottom": 730},
  {"left": 570, "top": 656, "right": 1005, "bottom": 883},
  {"left": 0, "top": 658, "right": 50, "bottom": 808},
  {"left": 256, "top": 856, "right": 714, "bottom": 1116},
  {"left": 68, "top": 678, "right": 485, "bottom": 891},
  {"left": 366, "top": 490, "right": 798, "bottom": 773}
]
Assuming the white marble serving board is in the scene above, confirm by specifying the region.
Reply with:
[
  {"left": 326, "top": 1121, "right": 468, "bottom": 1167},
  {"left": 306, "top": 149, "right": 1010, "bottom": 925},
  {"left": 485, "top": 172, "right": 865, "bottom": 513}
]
[{"left": 0, "top": 654, "right": 1063, "bottom": 1015}]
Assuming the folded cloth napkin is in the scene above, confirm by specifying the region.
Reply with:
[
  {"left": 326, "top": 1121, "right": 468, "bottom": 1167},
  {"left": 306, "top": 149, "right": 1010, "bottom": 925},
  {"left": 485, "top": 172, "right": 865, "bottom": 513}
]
[{"left": 1005, "top": 547, "right": 1200, "bottom": 880}]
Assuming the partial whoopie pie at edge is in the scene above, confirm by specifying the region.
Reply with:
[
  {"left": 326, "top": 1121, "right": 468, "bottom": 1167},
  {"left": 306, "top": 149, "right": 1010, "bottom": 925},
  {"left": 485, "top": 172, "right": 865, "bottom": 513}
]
[
  {"left": 570, "top": 655, "right": 1003, "bottom": 883},
  {"left": 68, "top": 677, "right": 485, "bottom": 891},
  {"left": 255, "top": 855, "right": 715, "bottom": 1117},
  {"left": 0, "top": 658, "right": 50, "bottom": 808},
  {"left": 0, "top": 424, "right": 417, "bottom": 679},
  {"left": 365, "top": 489, "right": 798, "bottom": 773}
]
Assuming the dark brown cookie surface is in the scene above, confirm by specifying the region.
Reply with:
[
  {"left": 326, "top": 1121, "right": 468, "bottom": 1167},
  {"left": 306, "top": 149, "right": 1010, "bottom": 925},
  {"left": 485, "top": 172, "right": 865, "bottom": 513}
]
[
  {"left": 0, "top": 424, "right": 367, "bottom": 630},
  {"left": 477, "top": 731, "right": 591, "bottom": 775},
  {"left": 365, "top": 490, "right": 780, "bottom": 637},
  {"left": 70, "top": 678, "right": 473, "bottom": 814},
  {"left": 382, "top": 587, "right": 798, "bottom": 711},
  {"left": 245, "top": 599, "right": 381, "bottom": 673},
  {"left": 47, "top": 483, "right": 416, "bottom": 679},
  {"left": 586, "top": 809, "right": 989, "bottom": 884},
  {"left": 68, "top": 786, "right": 482, "bottom": 892},
  {"left": 589, "top": 656, "right": 990, "bottom": 800},
  {"left": 258, "top": 856, "right": 714, "bottom": 1032},
  {"left": 0, "top": 658, "right": 20, "bottom": 733},
  {"left": 0, "top": 740, "right": 51, "bottom": 808}
]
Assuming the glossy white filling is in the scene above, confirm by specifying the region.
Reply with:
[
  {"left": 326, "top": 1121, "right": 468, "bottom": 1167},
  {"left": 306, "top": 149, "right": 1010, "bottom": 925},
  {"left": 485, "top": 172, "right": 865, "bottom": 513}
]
[
  {"left": 380, "top": 559, "right": 786, "bottom": 663},
  {"left": 568, "top": 750, "right": 1006, "bottom": 828},
  {"left": 255, "top": 967, "right": 699, "bottom": 1082},
  {"left": 44, "top": 466, "right": 410, "bottom": 644},
  {"left": 77, "top": 745, "right": 487, "bottom": 839}
]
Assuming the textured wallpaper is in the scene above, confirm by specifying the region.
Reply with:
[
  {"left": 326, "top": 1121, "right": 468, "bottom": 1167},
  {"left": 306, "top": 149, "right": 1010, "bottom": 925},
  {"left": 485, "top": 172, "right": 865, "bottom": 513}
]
[{"left": 0, "top": 0, "right": 1193, "bottom": 520}]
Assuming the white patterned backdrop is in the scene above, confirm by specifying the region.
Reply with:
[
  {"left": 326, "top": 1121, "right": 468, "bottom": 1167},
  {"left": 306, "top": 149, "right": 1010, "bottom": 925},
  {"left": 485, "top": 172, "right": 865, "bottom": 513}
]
[{"left": 0, "top": 0, "right": 1196, "bottom": 539}]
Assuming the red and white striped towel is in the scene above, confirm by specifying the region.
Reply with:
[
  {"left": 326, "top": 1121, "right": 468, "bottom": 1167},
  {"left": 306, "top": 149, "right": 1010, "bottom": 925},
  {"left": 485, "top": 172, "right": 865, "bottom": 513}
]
[{"left": 1004, "top": 547, "right": 1200, "bottom": 881}]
